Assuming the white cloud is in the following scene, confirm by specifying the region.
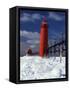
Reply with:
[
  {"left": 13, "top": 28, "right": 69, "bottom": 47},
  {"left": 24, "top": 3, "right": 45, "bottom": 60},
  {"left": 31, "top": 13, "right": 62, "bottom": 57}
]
[
  {"left": 23, "top": 13, "right": 31, "bottom": 17},
  {"left": 20, "top": 30, "right": 29, "bottom": 36},
  {"left": 20, "top": 30, "right": 40, "bottom": 39},
  {"left": 20, "top": 30, "right": 40, "bottom": 56},
  {"left": 32, "top": 13, "right": 43, "bottom": 20},
  {"left": 20, "top": 13, "right": 33, "bottom": 22},
  {"left": 20, "top": 16, "right": 31, "bottom": 22},
  {"left": 26, "top": 40, "right": 39, "bottom": 44},
  {"left": 30, "top": 45, "right": 36, "bottom": 48},
  {"left": 20, "top": 12, "right": 64, "bottom": 22},
  {"left": 20, "top": 13, "right": 43, "bottom": 22},
  {"left": 48, "top": 12, "right": 63, "bottom": 21}
]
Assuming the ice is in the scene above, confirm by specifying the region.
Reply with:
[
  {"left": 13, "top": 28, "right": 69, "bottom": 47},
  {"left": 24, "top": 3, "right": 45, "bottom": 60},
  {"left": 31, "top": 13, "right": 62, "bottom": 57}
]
[{"left": 20, "top": 56, "right": 66, "bottom": 80}]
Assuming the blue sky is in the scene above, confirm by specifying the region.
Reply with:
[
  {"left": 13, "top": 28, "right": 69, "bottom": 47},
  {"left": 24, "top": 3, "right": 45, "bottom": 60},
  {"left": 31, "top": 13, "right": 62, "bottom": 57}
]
[{"left": 20, "top": 9, "right": 65, "bottom": 56}]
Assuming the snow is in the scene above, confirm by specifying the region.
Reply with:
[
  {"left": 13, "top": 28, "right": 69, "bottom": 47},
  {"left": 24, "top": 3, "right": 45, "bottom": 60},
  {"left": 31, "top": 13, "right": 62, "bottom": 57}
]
[{"left": 20, "top": 55, "right": 66, "bottom": 80}]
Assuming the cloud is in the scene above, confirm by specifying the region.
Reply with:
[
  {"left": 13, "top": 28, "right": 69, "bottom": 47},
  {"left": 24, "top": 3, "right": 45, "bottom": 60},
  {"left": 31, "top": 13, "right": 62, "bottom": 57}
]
[
  {"left": 32, "top": 13, "right": 43, "bottom": 20},
  {"left": 20, "top": 30, "right": 40, "bottom": 56},
  {"left": 30, "top": 45, "right": 36, "bottom": 48},
  {"left": 20, "top": 12, "right": 64, "bottom": 22},
  {"left": 20, "top": 13, "right": 43, "bottom": 22},
  {"left": 20, "top": 30, "right": 40, "bottom": 39},
  {"left": 20, "top": 13, "right": 34, "bottom": 22},
  {"left": 26, "top": 40, "right": 39, "bottom": 44},
  {"left": 48, "top": 12, "right": 63, "bottom": 21}
]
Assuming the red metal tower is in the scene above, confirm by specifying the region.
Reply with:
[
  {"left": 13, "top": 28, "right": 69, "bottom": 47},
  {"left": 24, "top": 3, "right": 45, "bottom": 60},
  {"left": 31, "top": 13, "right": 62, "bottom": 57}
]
[{"left": 39, "top": 17, "right": 48, "bottom": 57}]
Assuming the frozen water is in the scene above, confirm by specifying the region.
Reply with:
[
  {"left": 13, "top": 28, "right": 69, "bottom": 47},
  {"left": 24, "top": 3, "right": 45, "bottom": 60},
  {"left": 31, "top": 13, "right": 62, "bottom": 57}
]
[{"left": 20, "top": 55, "right": 66, "bottom": 80}]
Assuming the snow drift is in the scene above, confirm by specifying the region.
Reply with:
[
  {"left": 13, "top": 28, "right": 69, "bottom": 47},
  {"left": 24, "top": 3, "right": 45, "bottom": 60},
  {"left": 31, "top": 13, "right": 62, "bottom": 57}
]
[{"left": 20, "top": 56, "right": 66, "bottom": 80}]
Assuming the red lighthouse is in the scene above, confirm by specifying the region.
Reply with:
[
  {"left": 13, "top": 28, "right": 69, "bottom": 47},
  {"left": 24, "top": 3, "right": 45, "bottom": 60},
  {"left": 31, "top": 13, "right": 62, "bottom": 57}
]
[{"left": 39, "top": 17, "right": 48, "bottom": 57}]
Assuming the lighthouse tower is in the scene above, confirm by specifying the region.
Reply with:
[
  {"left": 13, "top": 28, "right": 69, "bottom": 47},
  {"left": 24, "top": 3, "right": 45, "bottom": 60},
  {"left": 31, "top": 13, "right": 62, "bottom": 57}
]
[{"left": 39, "top": 17, "right": 48, "bottom": 57}]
